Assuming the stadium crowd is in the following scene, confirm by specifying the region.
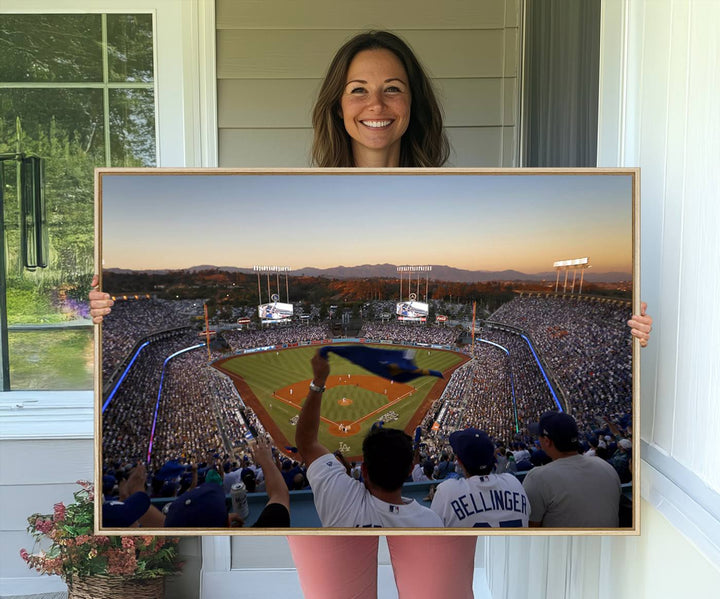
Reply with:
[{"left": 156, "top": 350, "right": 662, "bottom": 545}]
[
  {"left": 222, "top": 323, "right": 331, "bottom": 351},
  {"left": 488, "top": 296, "right": 632, "bottom": 440},
  {"left": 101, "top": 293, "right": 634, "bottom": 529},
  {"left": 101, "top": 298, "right": 201, "bottom": 379},
  {"left": 359, "top": 321, "right": 457, "bottom": 345},
  {"left": 102, "top": 330, "right": 202, "bottom": 466}
]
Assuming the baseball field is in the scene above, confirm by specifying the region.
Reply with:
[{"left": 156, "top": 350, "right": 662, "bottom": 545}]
[{"left": 213, "top": 344, "right": 468, "bottom": 460}]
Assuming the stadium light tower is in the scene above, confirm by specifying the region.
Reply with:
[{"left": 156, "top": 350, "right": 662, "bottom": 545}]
[
  {"left": 397, "top": 265, "right": 432, "bottom": 302},
  {"left": 553, "top": 257, "right": 590, "bottom": 294},
  {"left": 253, "top": 265, "right": 291, "bottom": 304}
]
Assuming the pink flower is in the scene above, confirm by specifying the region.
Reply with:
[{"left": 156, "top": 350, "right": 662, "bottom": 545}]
[
  {"left": 74, "top": 535, "right": 92, "bottom": 546},
  {"left": 43, "top": 557, "right": 64, "bottom": 576},
  {"left": 107, "top": 548, "right": 137, "bottom": 576},
  {"left": 19, "top": 548, "right": 29, "bottom": 562},
  {"left": 34, "top": 518, "right": 53, "bottom": 534},
  {"left": 53, "top": 503, "right": 66, "bottom": 522},
  {"left": 121, "top": 537, "right": 135, "bottom": 549}
]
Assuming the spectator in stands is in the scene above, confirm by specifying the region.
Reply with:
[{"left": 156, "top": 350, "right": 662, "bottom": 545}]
[
  {"left": 165, "top": 436, "right": 289, "bottom": 528},
  {"left": 411, "top": 443, "right": 434, "bottom": 482},
  {"left": 608, "top": 438, "right": 632, "bottom": 484},
  {"left": 434, "top": 451, "right": 455, "bottom": 479},
  {"left": 431, "top": 428, "right": 529, "bottom": 527},
  {"left": 296, "top": 351, "right": 441, "bottom": 528},
  {"left": 523, "top": 411, "right": 621, "bottom": 527},
  {"left": 102, "top": 463, "right": 165, "bottom": 528},
  {"left": 222, "top": 460, "right": 244, "bottom": 495}
]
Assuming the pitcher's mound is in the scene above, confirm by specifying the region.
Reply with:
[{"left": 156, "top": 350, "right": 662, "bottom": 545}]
[{"left": 338, "top": 397, "right": 353, "bottom": 406}]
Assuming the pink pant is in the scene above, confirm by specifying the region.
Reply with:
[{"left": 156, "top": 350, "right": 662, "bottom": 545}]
[{"left": 287, "top": 535, "right": 476, "bottom": 599}]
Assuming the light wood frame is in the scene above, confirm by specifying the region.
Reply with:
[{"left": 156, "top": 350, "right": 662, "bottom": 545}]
[{"left": 94, "top": 167, "right": 640, "bottom": 536}]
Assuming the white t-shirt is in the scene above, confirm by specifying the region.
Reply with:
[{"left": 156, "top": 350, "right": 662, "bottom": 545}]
[
  {"left": 431, "top": 473, "right": 529, "bottom": 528},
  {"left": 307, "top": 454, "right": 443, "bottom": 528},
  {"left": 411, "top": 463, "right": 430, "bottom": 482},
  {"left": 222, "top": 469, "right": 244, "bottom": 495},
  {"left": 513, "top": 449, "right": 531, "bottom": 463}
]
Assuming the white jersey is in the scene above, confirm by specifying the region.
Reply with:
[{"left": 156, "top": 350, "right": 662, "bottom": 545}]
[
  {"left": 307, "top": 454, "right": 443, "bottom": 528},
  {"left": 431, "top": 473, "right": 529, "bottom": 528}
]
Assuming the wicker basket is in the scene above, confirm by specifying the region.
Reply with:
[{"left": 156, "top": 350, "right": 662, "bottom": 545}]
[{"left": 67, "top": 576, "right": 165, "bottom": 599}]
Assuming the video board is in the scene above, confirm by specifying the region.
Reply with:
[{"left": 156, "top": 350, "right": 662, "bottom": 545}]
[
  {"left": 396, "top": 300, "right": 428, "bottom": 321},
  {"left": 258, "top": 301, "right": 293, "bottom": 321}
]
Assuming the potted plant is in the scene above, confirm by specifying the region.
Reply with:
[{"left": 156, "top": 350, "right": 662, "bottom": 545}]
[{"left": 20, "top": 480, "right": 182, "bottom": 599}]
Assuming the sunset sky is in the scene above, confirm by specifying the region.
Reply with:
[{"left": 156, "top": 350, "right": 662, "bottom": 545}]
[{"left": 100, "top": 171, "right": 634, "bottom": 276}]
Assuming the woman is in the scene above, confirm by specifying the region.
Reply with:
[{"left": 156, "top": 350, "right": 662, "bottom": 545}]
[{"left": 91, "top": 31, "right": 652, "bottom": 598}]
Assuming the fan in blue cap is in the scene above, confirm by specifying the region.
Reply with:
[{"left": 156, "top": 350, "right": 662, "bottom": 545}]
[{"left": 318, "top": 345, "right": 442, "bottom": 382}]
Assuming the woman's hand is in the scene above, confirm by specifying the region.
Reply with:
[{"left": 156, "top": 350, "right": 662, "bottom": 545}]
[
  {"left": 627, "top": 301, "right": 653, "bottom": 348},
  {"left": 89, "top": 274, "right": 114, "bottom": 324}
]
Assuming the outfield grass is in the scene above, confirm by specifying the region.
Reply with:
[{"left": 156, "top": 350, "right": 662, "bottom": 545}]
[{"left": 216, "top": 344, "right": 464, "bottom": 457}]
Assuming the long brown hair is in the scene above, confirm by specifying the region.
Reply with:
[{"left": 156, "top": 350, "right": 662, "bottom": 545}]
[{"left": 311, "top": 31, "right": 449, "bottom": 168}]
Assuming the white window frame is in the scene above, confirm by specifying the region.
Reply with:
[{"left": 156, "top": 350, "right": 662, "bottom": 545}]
[{"left": 0, "top": 0, "right": 217, "bottom": 438}]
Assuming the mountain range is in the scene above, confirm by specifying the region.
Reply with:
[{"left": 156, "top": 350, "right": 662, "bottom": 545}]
[{"left": 106, "top": 263, "right": 632, "bottom": 283}]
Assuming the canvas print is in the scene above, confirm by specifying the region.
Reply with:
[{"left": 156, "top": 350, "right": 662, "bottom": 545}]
[{"left": 96, "top": 168, "right": 638, "bottom": 534}]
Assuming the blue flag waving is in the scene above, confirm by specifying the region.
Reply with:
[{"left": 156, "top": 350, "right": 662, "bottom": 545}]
[{"left": 319, "top": 345, "right": 443, "bottom": 383}]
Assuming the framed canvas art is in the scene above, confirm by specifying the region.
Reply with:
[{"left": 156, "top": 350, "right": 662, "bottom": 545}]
[{"left": 94, "top": 168, "right": 639, "bottom": 535}]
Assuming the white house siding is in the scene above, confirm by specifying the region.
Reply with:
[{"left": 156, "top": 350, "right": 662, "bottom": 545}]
[{"left": 215, "top": 0, "right": 522, "bottom": 167}]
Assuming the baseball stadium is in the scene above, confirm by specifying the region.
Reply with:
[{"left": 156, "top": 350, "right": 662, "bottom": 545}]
[
  {"left": 99, "top": 264, "right": 634, "bottom": 527},
  {"left": 98, "top": 171, "right": 635, "bottom": 528}
]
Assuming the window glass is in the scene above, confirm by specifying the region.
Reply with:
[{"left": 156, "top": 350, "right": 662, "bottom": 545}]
[
  {"left": 107, "top": 14, "right": 154, "bottom": 82},
  {"left": 0, "top": 14, "right": 103, "bottom": 82},
  {"left": 0, "top": 13, "right": 155, "bottom": 390},
  {"left": 109, "top": 88, "right": 156, "bottom": 167},
  {"left": 8, "top": 329, "right": 94, "bottom": 390}
]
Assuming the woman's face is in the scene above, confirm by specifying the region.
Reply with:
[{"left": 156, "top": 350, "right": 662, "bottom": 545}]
[{"left": 340, "top": 48, "right": 411, "bottom": 166}]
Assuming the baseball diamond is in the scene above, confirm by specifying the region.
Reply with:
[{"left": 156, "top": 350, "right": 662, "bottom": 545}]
[{"left": 213, "top": 344, "right": 468, "bottom": 460}]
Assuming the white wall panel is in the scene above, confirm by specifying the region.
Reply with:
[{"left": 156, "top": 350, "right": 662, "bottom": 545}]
[
  {"left": 217, "top": 0, "right": 509, "bottom": 30},
  {"left": 446, "top": 127, "right": 505, "bottom": 167},
  {"left": 673, "top": 1, "right": 720, "bottom": 486},
  {"left": 218, "top": 79, "right": 319, "bottom": 128},
  {"left": 219, "top": 128, "right": 313, "bottom": 167},
  {"left": 0, "top": 438, "right": 93, "bottom": 582},
  {"left": 637, "top": 0, "right": 676, "bottom": 454},
  {"left": 230, "top": 535, "right": 297, "bottom": 569},
  {"left": 439, "top": 79, "right": 510, "bottom": 126},
  {"left": 660, "top": 0, "right": 692, "bottom": 466},
  {"left": 218, "top": 78, "right": 516, "bottom": 129},
  {"left": 0, "top": 483, "right": 86, "bottom": 531},
  {"left": 0, "top": 439, "right": 94, "bottom": 485},
  {"left": 617, "top": 0, "right": 720, "bottom": 489},
  {"left": 217, "top": 29, "right": 509, "bottom": 80},
  {"left": 218, "top": 126, "right": 512, "bottom": 169}
]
